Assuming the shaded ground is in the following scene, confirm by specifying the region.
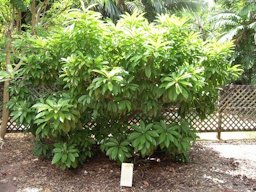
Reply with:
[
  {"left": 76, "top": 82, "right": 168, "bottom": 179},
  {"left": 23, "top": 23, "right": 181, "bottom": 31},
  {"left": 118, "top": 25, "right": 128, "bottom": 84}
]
[{"left": 1, "top": 134, "right": 256, "bottom": 192}]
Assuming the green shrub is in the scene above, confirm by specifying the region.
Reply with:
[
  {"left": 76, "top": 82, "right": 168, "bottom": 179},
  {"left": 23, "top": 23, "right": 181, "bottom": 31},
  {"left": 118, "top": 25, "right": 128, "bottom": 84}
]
[
  {"left": 52, "top": 142, "right": 79, "bottom": 170},
  {"left": 32, "top": 97, "right": 81, "bottom": 137},
  {"left": 33, "top": 139, "right": 52, "bottom": 158},
  {"left": 129, "top": 121, "right": 159, "bottom": 157},
  {"left": 7, "top": 10, "right": 241, "bottom": 169},
  {"left": 160, "top": 121, "right": 198, "bottom": 162},
  {"left": 101, "top": 138, "right": 132, "bottom": 163}
]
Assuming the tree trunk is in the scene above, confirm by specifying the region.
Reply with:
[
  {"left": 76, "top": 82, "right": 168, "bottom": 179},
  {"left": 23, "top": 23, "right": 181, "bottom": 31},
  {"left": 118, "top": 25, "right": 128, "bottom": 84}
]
[
  {"left": 37, "top": 0, "right": 49, "bottom": 24},
  {"left": 0, "top": 23, "right": 12, "bottom": 139},
  {"left": 31, "top": 0, "right": 36, "bottom": 35},
  {"left": 0, "top": 81, "right": 10, "bottom": 139},
  {"left": 17, "top": 11, "right": 22, "bottom": 32},
  {"left": 117, "top": 0, "right": 126, "bottom": 13}
]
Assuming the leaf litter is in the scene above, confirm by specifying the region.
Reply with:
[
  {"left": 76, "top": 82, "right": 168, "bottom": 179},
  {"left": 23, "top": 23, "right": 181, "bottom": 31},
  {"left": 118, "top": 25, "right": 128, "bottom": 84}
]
[{"left": 0, "top": 133, "right": 256, "bottom": 192}]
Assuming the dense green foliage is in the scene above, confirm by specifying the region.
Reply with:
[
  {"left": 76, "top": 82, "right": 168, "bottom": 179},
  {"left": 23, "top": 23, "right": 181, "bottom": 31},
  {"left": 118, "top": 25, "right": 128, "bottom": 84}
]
[
  {"left": 6, "top": 8, "right": 240, "bottom": 169},
  {"left": 210, "top": 1, "right": 256, "bottom": 84},
  {"left": 1, "top": 1, "right": 254, "bottom": 84},
  {"left": 84, "top": 0, "right": 208, "bottom": 22}
]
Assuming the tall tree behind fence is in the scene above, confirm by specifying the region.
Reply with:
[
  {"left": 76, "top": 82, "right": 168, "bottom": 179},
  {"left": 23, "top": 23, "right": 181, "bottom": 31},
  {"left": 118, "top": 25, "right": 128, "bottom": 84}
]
[{"left": 1, "top": 85, "right": 256, "bottom": 133}]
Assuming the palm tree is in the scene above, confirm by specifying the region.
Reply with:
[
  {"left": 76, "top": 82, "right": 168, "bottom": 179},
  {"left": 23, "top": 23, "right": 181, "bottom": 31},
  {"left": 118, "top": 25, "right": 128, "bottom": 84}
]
[
  {"left": 210, "top": 1, "right": 256, "bottom": 84},
  {"left": 83, "top": 0, "right": 143, "bottom": 21},
  {"left": 84, "top": 0, "right": 207, "bottom": 22}
]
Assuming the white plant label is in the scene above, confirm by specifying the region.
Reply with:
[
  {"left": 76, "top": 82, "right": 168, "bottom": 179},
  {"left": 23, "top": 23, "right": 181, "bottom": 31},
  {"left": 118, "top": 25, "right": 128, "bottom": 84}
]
[{"left": 120, "top": 163, "right": 134, "bottom": 187}]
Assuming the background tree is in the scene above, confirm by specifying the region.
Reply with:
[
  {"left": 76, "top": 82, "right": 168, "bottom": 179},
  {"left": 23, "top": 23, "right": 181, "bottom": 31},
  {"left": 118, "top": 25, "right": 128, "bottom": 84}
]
[
  {"left": 83, "top": 0, "right": 209, "bottom": 22},
  {"left": 211, "top": 1, "right": 256, "bottom": 84},
  {"left": 0, "top": 0, "right": 74, "bottom": 139},
  {"left": 0, "top": 0, "right": 17, "bottom": 139}
]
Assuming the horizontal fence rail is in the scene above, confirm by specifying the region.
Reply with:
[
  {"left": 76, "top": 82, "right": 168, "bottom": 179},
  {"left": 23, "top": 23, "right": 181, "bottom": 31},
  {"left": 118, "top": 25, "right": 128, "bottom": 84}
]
[{"left": 1, "top": 85, "right": 256, "bottom": 133}]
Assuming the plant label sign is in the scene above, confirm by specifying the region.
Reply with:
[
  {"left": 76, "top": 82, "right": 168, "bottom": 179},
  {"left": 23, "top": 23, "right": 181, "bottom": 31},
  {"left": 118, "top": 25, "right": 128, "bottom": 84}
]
[{"left": 120, "top": 163, "right": 134, "bottom": 187}]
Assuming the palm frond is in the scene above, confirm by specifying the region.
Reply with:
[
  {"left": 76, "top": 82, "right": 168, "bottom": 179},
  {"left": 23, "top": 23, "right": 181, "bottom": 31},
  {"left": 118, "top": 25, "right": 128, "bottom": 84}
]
[
  {"left": 150, "top": 0, "right": 165, "bottom": 13},
  {"left": 248, "top": 22, "right": 256, "bottom": 30},
  {"left": 86, "top": 0, "right": 121, "bottom": 20},
  {"left": 125, "top": 1, "right": 144, "bottom": 13},
  {"left": 164, "top": 0, "right": 205, "bottom": 12},
  {"left": 219, "top": 25, "right": 244, "bottom": 42},
  {"left": 209, "top": 12, "right": 241, "bottom": 23},
  {"left": 213, "top": 19, "right": 239, "bottom": 29},
  {"left": 104, "top": 0, "right": 121, "bottom": 19}
]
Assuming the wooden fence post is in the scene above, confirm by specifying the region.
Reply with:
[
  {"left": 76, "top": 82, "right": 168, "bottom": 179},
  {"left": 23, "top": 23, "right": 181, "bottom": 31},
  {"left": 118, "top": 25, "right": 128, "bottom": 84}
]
[{"left": 217, "top": 111, "right": 222, "bottom": 140}]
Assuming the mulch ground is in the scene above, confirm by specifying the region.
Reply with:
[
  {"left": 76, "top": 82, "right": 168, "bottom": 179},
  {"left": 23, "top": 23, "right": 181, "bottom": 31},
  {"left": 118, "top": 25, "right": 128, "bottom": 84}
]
[{"left": 0, "top": 133, "right": 256, "bottom": 192}]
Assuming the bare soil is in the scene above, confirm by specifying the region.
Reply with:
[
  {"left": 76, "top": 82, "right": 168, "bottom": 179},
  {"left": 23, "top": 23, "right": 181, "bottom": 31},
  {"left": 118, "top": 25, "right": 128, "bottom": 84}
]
[{"left": 1, "top": 133, "right": 256, "bottom": 192}]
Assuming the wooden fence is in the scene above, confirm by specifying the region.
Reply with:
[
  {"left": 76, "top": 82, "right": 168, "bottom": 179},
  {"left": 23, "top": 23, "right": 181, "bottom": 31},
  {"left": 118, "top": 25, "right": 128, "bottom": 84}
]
[{"left": 2, "top": 85, "right": 256, "bottom": 133}]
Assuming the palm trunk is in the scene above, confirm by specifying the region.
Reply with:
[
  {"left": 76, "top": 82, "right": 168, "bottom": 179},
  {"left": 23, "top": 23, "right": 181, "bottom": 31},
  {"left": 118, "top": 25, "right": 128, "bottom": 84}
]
[{"left": 0, "top": 24, "right": 12, "bottom": 139}]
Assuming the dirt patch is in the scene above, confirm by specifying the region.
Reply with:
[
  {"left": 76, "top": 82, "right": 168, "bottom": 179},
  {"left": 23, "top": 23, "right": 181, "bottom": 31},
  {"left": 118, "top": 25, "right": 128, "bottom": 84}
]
[{"left": 1, "top": 133, "right": 256, "bottom": 192}]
